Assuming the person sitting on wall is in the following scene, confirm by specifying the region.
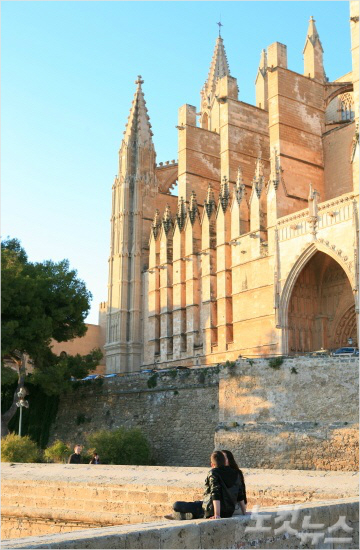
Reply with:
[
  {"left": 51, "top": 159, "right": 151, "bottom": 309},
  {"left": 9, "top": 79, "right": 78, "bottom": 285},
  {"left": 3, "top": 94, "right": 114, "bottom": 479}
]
[
  {"left": 165, "top": 450, "right": 244, "bottom": 520},
  {"left": 68, "top": 444, "right": 82, "bottom": 464},
  {"left": 89, "top": 452, "right": 100, "bottom": 464},
  {"left": 222, "top": 449, "right": 247, "bottom": 515}
]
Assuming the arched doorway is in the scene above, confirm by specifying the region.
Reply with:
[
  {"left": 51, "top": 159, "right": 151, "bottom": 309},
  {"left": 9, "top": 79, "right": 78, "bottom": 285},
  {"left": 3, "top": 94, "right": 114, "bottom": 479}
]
[{"left": 287, "top": 251, "right": 356, "bottom": 353}]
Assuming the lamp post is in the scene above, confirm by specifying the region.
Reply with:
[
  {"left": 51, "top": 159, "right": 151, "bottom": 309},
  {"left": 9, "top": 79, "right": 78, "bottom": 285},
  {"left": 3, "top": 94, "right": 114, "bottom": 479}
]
[{"left": 16, "top": 388, "right": 29, "bottom": 437}]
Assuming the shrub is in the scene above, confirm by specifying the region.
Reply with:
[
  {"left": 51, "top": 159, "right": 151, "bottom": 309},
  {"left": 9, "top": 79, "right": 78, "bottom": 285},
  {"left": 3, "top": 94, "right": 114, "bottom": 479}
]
[
  {"left": 44, "top": 440, "right": 71, "bottom": 463},
  {"left": 147, "top": 374, "right": 158, "bottom": 388},
  {"left": 268, "top": 356, "right": 284, "bottom": 369},
  {"left": 86, "top": 427, "right": 152, "bottom": 465},
  {"left": 1, "top": 433, "right": 40, "bottom": 463}
]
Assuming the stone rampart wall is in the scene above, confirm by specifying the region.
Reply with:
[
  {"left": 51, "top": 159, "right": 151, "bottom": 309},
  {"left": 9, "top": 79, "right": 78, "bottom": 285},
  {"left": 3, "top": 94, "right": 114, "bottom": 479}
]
[
  {"left": 3, "top": 498, "right": 359, "bottom": 549},
  {"left": 50, "top": 367, "right": 220, "bottom": 467},
  {"left": 215, "top": 357, "right": 359, "bottom": 471},
  {"left": 1, "top": 464, "right": 358, "bottom": 541},
  {"left": 50, "top": 358, "right": 358, "bottom": 470}
]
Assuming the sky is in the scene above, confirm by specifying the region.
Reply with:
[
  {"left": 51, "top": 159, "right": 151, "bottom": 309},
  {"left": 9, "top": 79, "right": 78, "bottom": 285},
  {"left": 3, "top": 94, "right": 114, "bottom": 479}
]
[{"left": 1, "top": 1, "right": 353, "bottom": 324}]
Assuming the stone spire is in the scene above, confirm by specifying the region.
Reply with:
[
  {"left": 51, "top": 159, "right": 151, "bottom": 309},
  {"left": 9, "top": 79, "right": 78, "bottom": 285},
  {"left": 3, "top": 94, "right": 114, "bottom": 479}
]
[
  {"left": 189, "top": 190, "right": 199, "bottom": 225},
  {"left": 204, "top": 183, "right": 216, "bottom": 218},
  {"left": 176, "top": 197, "right": 187, "bottom": 231},
  {"left": 123, "top": 76, "right": 154, "bottom": 145},
  {"left": 106, "top": 76, "right": 156, "bottom": 374},
  {"left": 219, "top": 175, "right": 230, "bottom": 212},
  {"left": 204, "top": 36, "right": 231, "bottom": 97},
  {"left": 303, "top": 16, "right": 324, "bottom": 81}
]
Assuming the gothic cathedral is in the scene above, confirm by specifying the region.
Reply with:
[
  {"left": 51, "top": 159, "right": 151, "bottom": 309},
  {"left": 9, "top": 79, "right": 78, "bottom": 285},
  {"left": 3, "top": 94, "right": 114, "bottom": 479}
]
[{"left": 105, "top": 4, "right": 359, "bottom": 373}]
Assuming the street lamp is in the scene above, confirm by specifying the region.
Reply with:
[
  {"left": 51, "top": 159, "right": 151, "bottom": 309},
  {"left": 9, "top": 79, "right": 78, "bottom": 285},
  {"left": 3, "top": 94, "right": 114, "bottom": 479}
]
[
  {"left": 348, "top": 337, "right": 353, "bottom": 346},
  {"left": 16, "top": 388, "right": 29, "bottom": 437}
]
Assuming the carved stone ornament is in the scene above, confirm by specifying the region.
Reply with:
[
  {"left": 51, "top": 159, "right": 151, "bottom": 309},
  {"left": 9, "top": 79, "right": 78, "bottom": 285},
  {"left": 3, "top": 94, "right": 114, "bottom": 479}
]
[
  {"left": 152, "top": 209, "right": 161, "bottom": 239},
  {"left": 176, "top": 197, "right": 187, "bottom": 231},
  {"left": 220, "top": 176, "right": 230, "bottom": 212},
  {"left": 205, "top": 183, "right": 216, "bottom": 218},
  {"left": 162, "top": 205, "right": 173, "bottom": 235},
  {"left": 189, "top": 190, "right": 199, "bottom": 225}
]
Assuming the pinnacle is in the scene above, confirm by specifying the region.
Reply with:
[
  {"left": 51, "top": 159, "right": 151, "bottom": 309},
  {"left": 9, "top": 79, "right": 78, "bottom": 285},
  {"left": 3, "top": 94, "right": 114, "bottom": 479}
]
[
  {"left": 162, "top": 205, "right": 173, "bottom": 235},
  {"left": 303, "top": 15, "right": 323, "bottom": 52},
  {"left": 204, "top": 183, "right": 216, "bottom": 218},
  {"left": 176, "top": 197, "right": 187, "bottom": 231},
  {"left": 123, "top": 76, "right": 154, "bottom": 145},
  {"left": 220, "top": 176, "right": 230, "bottom": 212},
  {"left": 204, "top": 35, "right": 231, "bottom": 96},
  {"left": 152, "top": 209, "right": 161, "bottom": 239},
  {"left": 236, "top": 166, "right": 244, "bottom": 188},
  {"left": 189, "top": 191, "right": 198, "bottom": 225}
]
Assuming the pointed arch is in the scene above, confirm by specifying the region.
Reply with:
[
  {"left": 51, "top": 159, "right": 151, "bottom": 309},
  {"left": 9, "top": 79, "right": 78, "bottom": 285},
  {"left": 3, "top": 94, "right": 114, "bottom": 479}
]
[{"left": 279, "top": 242, "right": 355, "bottom": 354}]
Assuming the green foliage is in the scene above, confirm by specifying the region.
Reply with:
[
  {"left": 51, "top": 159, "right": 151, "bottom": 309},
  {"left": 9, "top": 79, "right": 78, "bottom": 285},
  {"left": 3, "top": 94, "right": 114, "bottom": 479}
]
[
  {"left": 225, "top": 360, "right": 236, "bottom": 368},
  {"left": 268, "top": 356, "right": 284, "bottom": 369},
  {"left": 290, "top": 366, "right": 298, "bottom": 374},
  {"left": 198, "top": 372, "right": 206, "bottom": 384},
  {"left": 1, "top": 433, "right": 40, "bottom": 463},
  {"left": 1, "top": 238, "right": 91, "bottom": 362},
  {"left": 173, "top": 390, "right": 179, "bottom": 396},
  {"left": 1, "top": 366, "right": 18, "bottom": 386},
  {"left": 86, "top": 427, "right": 152, "bottom": 465},
  {"left": 248, "top": 359, "right": 254, "bottom": 366},
  {"left": 44, "top": 440, "right": 71, "bottom": 463},
  {"left": 7, "top": 378, "right": 59, "bottom": 448},
  {"left": 1, "top": 370, "right": 18, "bottom": 414},
  {"left": 147, "top": 373, "right": 158, "bottom": 388},
  {"left": 168, "top": 369, "right": 177, "bottom": 378},
  {"left": 31, "top": 348, "right": 103, "bottom": 396}
]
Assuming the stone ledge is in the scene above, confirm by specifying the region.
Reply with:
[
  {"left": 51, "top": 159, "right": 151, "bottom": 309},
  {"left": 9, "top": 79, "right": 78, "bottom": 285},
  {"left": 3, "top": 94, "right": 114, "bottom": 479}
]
[{"left": 2, "top": 498, "right": 359, "bottom": 549}]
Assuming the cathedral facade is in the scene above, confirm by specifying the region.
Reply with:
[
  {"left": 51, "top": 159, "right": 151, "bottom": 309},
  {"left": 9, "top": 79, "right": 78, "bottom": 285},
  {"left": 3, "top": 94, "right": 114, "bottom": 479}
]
[{"left": 104, "top": 3, "right": 359, "bottom": 373}]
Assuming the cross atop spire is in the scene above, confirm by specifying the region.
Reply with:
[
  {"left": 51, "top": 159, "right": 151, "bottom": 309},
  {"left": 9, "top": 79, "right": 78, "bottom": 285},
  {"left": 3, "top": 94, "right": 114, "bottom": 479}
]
[
  {"left": 135, "top": 75, "right": 144, "bottom": 87},
  {"left": 217, "top": 20, "right": 223, "bottom": 37}
]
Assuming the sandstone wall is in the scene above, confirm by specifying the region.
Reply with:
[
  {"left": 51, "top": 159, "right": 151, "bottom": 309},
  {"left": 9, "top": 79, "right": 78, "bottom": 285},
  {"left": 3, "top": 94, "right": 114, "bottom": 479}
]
[
  {"left": 50, "top": 367, "right": 220, "bottom": 467},
  {"left": 50, "top": 358, "right": 358, "bottom": 471},
  {"left": 215, "top": 357, "right": 359, "bottom": 471}
]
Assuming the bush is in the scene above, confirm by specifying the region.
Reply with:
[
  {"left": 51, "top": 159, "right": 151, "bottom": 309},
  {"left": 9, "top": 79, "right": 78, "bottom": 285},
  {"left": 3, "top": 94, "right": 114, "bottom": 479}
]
[
  {"left": 268, "top": 356, "right": 284, "bottom": 369},
  {"left": 87, "top": 427, "right": 152, "bottom": 465},
  {"left": 1, "top": 433, "right": 40, "bottom": 463},
  {"left": 147, "top": 374, "right": 158, "bottom": 388},
  {"left": 44, "top": 440, "right": 71, "bottom": 463}
]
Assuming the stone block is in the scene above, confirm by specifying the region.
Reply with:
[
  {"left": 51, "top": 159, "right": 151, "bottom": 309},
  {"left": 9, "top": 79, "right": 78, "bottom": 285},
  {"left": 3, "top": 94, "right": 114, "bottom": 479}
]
[
  {"left": 160, "top": 523, "right": 201, "bottom": 549},
  {"left": 124, "top": 528, "right": 160, "bottom": 549}
]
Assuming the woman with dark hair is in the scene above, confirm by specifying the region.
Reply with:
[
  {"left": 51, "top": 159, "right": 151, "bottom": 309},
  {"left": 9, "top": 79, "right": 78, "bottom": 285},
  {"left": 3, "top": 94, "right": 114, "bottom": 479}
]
[{"left": 222, "top": 449, "right": 247, "bottom": 515}]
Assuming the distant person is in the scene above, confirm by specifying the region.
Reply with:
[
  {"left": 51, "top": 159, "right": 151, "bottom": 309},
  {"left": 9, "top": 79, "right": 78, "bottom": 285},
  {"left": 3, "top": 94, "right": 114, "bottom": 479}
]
[
  {"left": 68, "top": 444, "right": 82, "bottom": 464},
  {"left": 89, "top": 452, "right": 100, "bottom": 464},
  {"left": 222, "top": 449, "right": 247, "bottom": 515},
  {"left": 165, "top": 451, "right": 243, "bottom": 520}
]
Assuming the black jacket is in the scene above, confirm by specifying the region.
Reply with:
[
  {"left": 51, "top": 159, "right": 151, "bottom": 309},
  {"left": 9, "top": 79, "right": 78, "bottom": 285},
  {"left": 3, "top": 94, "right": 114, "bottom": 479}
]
[
  {"left": 202, "top": 466, "right": 244, "bottom": 518},
  {"left": 68, "top": 453, "right": 81, "bottom": 464}
]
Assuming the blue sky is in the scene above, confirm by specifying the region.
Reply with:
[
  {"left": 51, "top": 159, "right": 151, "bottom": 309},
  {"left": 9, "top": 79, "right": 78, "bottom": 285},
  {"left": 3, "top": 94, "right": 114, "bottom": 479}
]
[{"left": 1, "top": 1, "right": 352, "bottom": 324}]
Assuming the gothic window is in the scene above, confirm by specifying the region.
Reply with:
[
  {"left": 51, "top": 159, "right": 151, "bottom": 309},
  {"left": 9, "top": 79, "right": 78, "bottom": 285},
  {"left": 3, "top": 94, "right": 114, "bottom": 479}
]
[{"left": 339, "top": 93, "right": 354, "bottom": 121}]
